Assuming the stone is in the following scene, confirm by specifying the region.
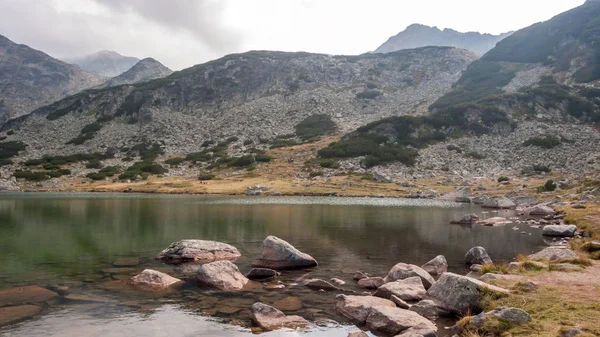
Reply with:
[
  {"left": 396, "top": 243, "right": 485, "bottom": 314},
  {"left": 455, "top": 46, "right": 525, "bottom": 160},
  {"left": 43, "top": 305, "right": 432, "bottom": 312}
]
[
  {"left": 0, "top": 305, "right": 41, "bottom": 327},
  {"left": 465, "top": 246, "right": 493, "bottom": 265},
  {"left": 472, "top": 196, "right": 489, "bottom": 205},
  {"left": 450, "top": 214, "right": 479, "bottom": 225},
  {"left": 421, "top": 255, "right": 448, "bottom": 275},
  {"left": 528, "top": 247, "right": 578, "bottom": 261},
  {"left": 470, "top": 264, "right": 483, "bottom": 272},
  {"left": 478, "top": 217, "right": 511, "bottom": 226},
  {"left": 353, "top": 271, "right": 369, "bottom": 280},
  {"left": 112, "top": 256, "right": 140, "bottom": 267},
  {"left": 335, "top": 294, "right": 396, "bottom": 324},
  {"left": 525, "top": 205, "right": 555, "bottom": 216},
  {"left": 561, "top": 329, "right": 584, "bottom": 337},
  {"left": 155, "top": 239, "right": 241, "bottom": 262},
  {"left": 129, "top": 269, "right": 182, "bottom": 290},
  {"left": 330, "top": 278, "right": 346, "bottom": 285},
  {"left": 426, "top": 272, "right": 509, "bottom": 315},
  {"left": 479, "top": 273, "right": 502, "bottom": 282},
  {"left": 471, "top": 312, "right": 487, "bottom": 326},
  {"left": 375, "top": 277, "right": 426, "bottom": 301},
  {"left": 384, "top": 263, "right": 435, "bottom": 289},
  {"left": 250, "top": 302, "right": 312, "bottom": 331},
  {"left": 196, "top": 261, "right": 249, "bottom": 291},
  {"left": 365, "top": 306, "right": 438, "bottom": 335},
  {"left": 273, "top": 296, "right": 302, "bottom": 311},
  {"left": 395, "top": 323, "right": 438, "bottom": 337},
  {"left": 252, "top": 235, "right": 318, "bottom": 270},
  {"left": 542, "top": 225, "right": 577, "bottom": 237},
  {"left": 390, "top": 295, "right": 411, "bottom": 309},
  {"left": 304, "top": 279, "right": 340, "bottom": 291},
  {"left": 357, "top": 277, "right": 385, "bottom": 289},
  {"left": 408, "top": 300, "right": 438, "bottom": 321},
  {"left": 580, "top": 241, "right": 600, "bottom": 252},
  {"left": 246, "top": 268, "right": 278, "bottom": 280},
  {"left": 347, "top": 332, "right": 369, "bottom": 337},
  {"left": 483, "top": 196, "right": 515, "bottom": 209},
  {"left": 0, "top": 286, "right": 58, "bottom": 306},
  {"left": 491, "top": 307, "right": 531, "bottom": 323},
  {"left": 64, "top": 293, "right": 119, "bottom": 303}
]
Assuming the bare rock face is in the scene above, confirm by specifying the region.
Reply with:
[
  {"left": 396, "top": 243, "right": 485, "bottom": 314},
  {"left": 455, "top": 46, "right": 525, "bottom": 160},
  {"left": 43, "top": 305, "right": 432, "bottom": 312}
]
[
  {"left": 357, "top": 277, "right": 385, "bottom": 289},
  {"left": 197, "top": 261, "right": 249, "bottom": 291},
  {"left": 383, "top": 263, "right": 435, "bottom": 289},
  {"left": 365, "top": 306, "right": 437, "bottom": 335},
  {"left": 155, "top": 239, "right": 241, "bottom": 263},
  {"left": 251, "top": 302, "right": 312, "bottom": 331},
  {"left": 528, "top": 247, "right": 578, "bottom": 261},
  {"left": 374, "top": 276, "right": 426, "bottom": 301},
  {"left": 0, "top": 286, "right": 58, "bottom": 306},
  {"left": 252, "top": 236, "right": 317, "bottom": 270},
  {"left": 335, "top": 294, "right": 396, "bottom": 324},
  {"left": 421, "top": 255, "right": 448, "bottom": 275},
  {"left": 465, "top": 246, "right": 493, "bottom": 265},
  {"left": 129, "top": 269, "right": 182, "bottom": 290},
  {"left": 426, "top": 272, "right": 509, "bottom": 315}
]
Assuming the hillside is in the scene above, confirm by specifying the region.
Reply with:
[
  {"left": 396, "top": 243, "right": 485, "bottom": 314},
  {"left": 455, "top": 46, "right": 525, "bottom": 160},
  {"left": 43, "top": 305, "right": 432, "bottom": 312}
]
[
  {"left": 64, "top": 50, "right": 140, "bottom": 78},
  {"left": 375, "top": 24, "right": 511, "bottom": 56},
  {"left": 0, "top": 34, "right": 102, "bottom": 123},
  {"left": 96, "top": 58, "right": 173, "bottom": 89}
]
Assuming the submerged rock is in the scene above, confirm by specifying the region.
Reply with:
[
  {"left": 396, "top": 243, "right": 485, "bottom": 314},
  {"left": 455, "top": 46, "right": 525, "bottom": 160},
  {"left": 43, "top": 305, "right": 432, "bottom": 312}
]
[
  {"left": 196, "top": 261, "right": 249, "bottom": 291},
  {"left": 155, "top": 239, "right": 241, "bottom": 262},
  {"left": 246, "top": 268, "right": 278, "bottom": 280},
  {"left": 465, "top": 246, "right": 493, "bottom": 265},
  {"left": 0, "top": 305, "right": 41, "bottom": 327},
  {"left": 305, "top": 279, "right": 340, "bottom": 291},
  {"left": 542, "top": 225, "right": 577, "bottom": 237},
  {"left": 112, "top": 256, "right": 140, "bottom": 267},
  {"left": 421, "top": 255, "right": 448, "bottom": 275},
  {"left": 0, "top": 286, "right": 58, "bottom": 306},
  {"left": 353, "top": 271, "right": 369, "bottom": 281},
  {"left": 383, "top": 263, "right": 435, "bottom": 289},
  {"left": 374, "top": 276, "right": 426, "bottom": 301},
  {"left": 478, "top": 217, "right": 511, "bottom": 226},
  {"left": 252, "top": 236, "right": 318, "bottom": 270},
  {"left": 450, "top": 214, "right": 479, "bottom": 225},
  {"left": 251, "top": 302, "right": 312, "bottom": 331},
  {"left": 528, "top": 247, "right": 578, "bottom": 261},
  {"left": 129, "top": 269, "right": 182, "bottom": 290}
]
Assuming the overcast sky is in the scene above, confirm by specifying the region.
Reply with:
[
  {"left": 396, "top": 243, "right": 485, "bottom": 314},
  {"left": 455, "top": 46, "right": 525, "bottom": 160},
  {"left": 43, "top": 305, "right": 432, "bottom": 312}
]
[{"left": 0, "top": 0, "right": 585, "bottom": 70}]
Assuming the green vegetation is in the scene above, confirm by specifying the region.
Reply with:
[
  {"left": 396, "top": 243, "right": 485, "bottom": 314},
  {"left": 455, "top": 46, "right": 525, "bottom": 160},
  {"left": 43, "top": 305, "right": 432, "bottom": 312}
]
[
  {"left": 128, "top": 142, "right": 164, "bottom": 161},
  {"left": 270, "top": 138, "right": 300, "bottom": 149},
  {"left": 24, "top": 153, "right": 110, "bottom": 167},
  {"left": 254, "top": 154, "right": 273, "bottom": 163},
  {"left": 497, "top": 176, "right": 509, "bottom": 183},
  {"left": 356, "top": 90, "right": 382, "bottom": 100},
  {"left": 198, "top": 172, "right": 215, "bottom": 180},
  {"left": 118, "top": 161, "right": 167, "bottom": 181},
  {"left": 538, "top": 179, "right": 557, "bottom": 192},
  {"left": 318, "top": 159, "right": 340, "bottom": 169},
  {"left": 295, "top": 114, "right": 337, "bottom": 141},
  {"left": 85, "top": 160, "right": 103, "bottom": 169},
  {"left": 86, "top": 166, "right": 120, "bottom": 181},
  {"left": 14, "top": 169, "right": 70, "bottom": 181},
  {"left": 164, "top": 157, "right": 185, "bottom": 166},
  {"left": 227, "top": 155, "right": 255, "bottom": 168},
  {"left": 532, "top": 164, "right": 551, "bottom": 173},
  {"left": 523, "top": 136, "right": 561, "bottom": 149},
  {"left": 0, "top": 141, "right": 27, "bottom": 160}
]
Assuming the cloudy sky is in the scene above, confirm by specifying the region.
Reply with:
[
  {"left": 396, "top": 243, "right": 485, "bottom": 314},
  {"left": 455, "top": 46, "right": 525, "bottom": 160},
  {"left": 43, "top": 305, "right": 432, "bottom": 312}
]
[{"left": 0, "top": 0, "right": 585, "bottom": 70}]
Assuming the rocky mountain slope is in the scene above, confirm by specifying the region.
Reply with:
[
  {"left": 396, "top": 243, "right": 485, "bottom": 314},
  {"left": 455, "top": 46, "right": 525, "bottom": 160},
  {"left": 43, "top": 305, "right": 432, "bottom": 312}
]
[
  {"left": 96, "top": 58, "right": 173, "bottom": 89},
  {"left": 0, "top": 34, "right": 102, "bottom": 123},
  {"left": 375, "top": 24, "right": 511, "bottom": 56},
  {"left": 1, "top": 47, "right": 476, "bottom": 159},
  {"left": 64, "top": 50, "right": 139, "bottom": 78}
]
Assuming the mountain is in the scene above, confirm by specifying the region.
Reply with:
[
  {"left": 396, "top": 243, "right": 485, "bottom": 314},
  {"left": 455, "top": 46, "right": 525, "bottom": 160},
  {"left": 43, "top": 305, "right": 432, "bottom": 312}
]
[
  {"left": 65, "top": 50, "right": 140, "bottom": 78},
  {"left": 375, "top": 24, "right": 512, "bottom": 56},
  {"left": 2, "top": 47, "right": 476, "bottom": 159},
  {"left": 0, "top": 34, "right": 102, "bottom": 123},
  {"left": 96, "top": 58, "right": 173, "bottom": 89}
]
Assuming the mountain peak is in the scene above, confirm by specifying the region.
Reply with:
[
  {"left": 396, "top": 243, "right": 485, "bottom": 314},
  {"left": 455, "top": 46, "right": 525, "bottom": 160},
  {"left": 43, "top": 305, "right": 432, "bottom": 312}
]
[
  {"left": 95, "top": 57, "right": 172, "bottom": 89},
  {"left": 64, "top": 51, "right": 140, "bottom": 77}
]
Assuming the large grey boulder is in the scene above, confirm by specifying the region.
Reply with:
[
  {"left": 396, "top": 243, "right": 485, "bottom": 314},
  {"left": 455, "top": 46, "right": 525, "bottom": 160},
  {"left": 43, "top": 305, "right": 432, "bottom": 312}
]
[
  {"left": 465, "top": 246, "right": 493, "bottom": 265},
  {"left": 421, "top": 255, "right": 448, "bottom": 275},
  {"left": 426, "top": 272, "right": 509, "bottom": 315},
  {"left": 440, "top": 187, "right": 471, "bottom": 203},
  {"left": 384, "top": 263, "right": 435, "bottom": 289},
  {"left": 542, "top": 225, "right": 577, "bottom": 237},
  {"left": 196, "top": 261, "right": 249, "bottom": 291},
  {"left": 528, "top": 247, "right": 578, "bottom": 261},
  {"left": 156, "top": 239, "right": 241, "bottom": 262},
  {"left": 129, "top": 269, "right": 182, "bottom": 290},
  {"left": 374, "top": 277, "right": 426, "bottom": 301},
  {"left": 490, "top": 307, "right": 531, "bottom": 323},
  {"left": 365, "top": 306, "right": 438, "bottom": 335},
  {"left": 483, "top": 196, "right": 515, "bottom": 209},
  {"left": 252, "top": 236, "right": 318, "bottom": 270},
  {"left": 526, "top": 205, "right": 555, "bottom": 216},
  {"left": 408, "top": 299, "right": 438, "bottom": 321},
  {"left": 335, "top": 294, "right": 395, "bottom": 324},
  {"left": 250, "top": 302, "right": 312, "bottom": 331}
]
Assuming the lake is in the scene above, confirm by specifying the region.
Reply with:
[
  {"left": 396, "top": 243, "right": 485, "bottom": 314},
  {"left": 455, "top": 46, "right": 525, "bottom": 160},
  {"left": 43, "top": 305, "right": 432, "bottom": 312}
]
[{"left": 0, "top": 193, "right": 546, "bottom": 336}]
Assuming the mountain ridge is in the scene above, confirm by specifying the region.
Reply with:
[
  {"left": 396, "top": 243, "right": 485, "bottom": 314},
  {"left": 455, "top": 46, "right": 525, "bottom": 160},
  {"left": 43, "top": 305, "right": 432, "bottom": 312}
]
[
  {"left": 96, "top": 58, "right": 173, "bottom": 89},
  {"left": 64, "top": 50, "right": 140, "bottom": 78}
]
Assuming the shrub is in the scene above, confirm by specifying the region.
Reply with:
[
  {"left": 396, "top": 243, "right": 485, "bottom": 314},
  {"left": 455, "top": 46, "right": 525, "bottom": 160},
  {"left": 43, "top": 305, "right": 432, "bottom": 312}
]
[
  {"left": 226, "top": 136, "right": 239, "bottom": 143},
  {"left": 201, "top": 140, "right": 215, "bottom": 147},
  {"left": 243, "top": 139, "right": 254, "bottom": 146},
  {"left": 538, "top": 179, "right": 557, "bottom": 192},
  {"left": 47, "top": 169, "right": 71, "bottom": 178},
  {"left": 356, "top": 90, "right": 382, "bottom": 99},
  {"left": 43, "top": 163, "right": 61, "bottom": 170},
  {"left": 319, "top": 159, "right": 340, "bottom": 169},
  {"left": 255, "top": 154, "right": 273, "bottom": 163},
  {"left": 523, "top": 136, "right": 561, "bottom": 149},
  {"left": 13, "top": 170, "right": 48, "bottom": 181},
  {"left": 0, "top": 158, "right": 12, "bottom": 166},
  {"left": 533, "top": 164, "right": 551, "bottom": 173},
  {"left": 447, "top": 144, "right": 462, "bottom": 153},
  {"left": 309, "top": 171, "right": 323, "bottom": 177},
  {"left": 498, "top": 176, "right": 509, "bottom": 183},
  {"left": 164, "top": 157, "right": 185, "bottom": 166},
  {"left": 86, "top": 161, "right": 103, "bottom": 169},
  {"left": 198, "top": 172, "right": 215, "bottom": 180},
  {"left": 0, "top": 141, "right": 27, "bottom": 159},
  {"left": 295, "top": 114, "right": 337, "bottom": 141},
  {"left": 118, "top": 161, "right": 167, "bottom": 180},
  {"left": 228, "top": 155, "right": 255, "bottom": 167},
  {"left": 86, "top": 173, "right": 107, "bottom": 181}
]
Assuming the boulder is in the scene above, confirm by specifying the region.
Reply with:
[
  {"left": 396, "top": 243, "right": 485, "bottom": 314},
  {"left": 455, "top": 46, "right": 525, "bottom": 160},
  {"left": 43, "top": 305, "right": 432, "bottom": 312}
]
[
  {"left": 374, "top": 277, "right": 426, "bottom": 301},
  {"left": 542, "top": 225, "right": 577, "bottom": 237},
  {"left": 196, "top": 261, "right": 249, "bottom": 291},
  {"left": 450, "top": 214, "right": 479, "bottom": 225},
  {"left": 472, "top": 196, "right": 489, "bottom": 205},
  {"left": 365, "top": 306, "right": 438, "bottom": 335},
  {"left": 478, "top": 217, "right": 511, "bottom": 226},
  {"left": 250, "top": 302, "right": 312, "bottom": 331},
  {"left": 335, "top": 294, "right": 395, "bottom": 324},
  {"left": 465, "top": 246, "right": 493, "bottom": 265},
  {"left": 305, "top": 279, "right": 340, "bottom": 291},
  {"left": 426, "top": 272, "right": 509, "bottom": 315},
  {"left": 395, "top": 323, "right": 438, "bottom": 337},
  {"left": 347, "top": 332, "right": 369, "bottom": 337},
  {"left": 129, "top": 269, "right": 182, "bottom": 290},
  {"left": 330, "top": 278, "right": 346, "bottom": 285},
  {"left": 357, "top": 277, "right": 385, "bottom": 289},
  {"left": 0, "top": 286, "right": 58, "bottom": 306},
  {"left": 353, "top": 271, "right": 369, "bottom": 281},
  {"left": 526, "top": 205, "right": 555, "bottom": 216},
  {"left": 246, "top": 268, "right": 278, "bottom": 280},
  {"left": 384, "top": 263, "right": 435, "bottom": 289},
  {"left": 491, "top": 307, "right": 531, "bottom": 323},
  {"left": 252, "top": 236, "right": 318, "bottom": 270},
  {"left": 0, "top": 305, "right": 41, "bottom": 327},
  {"left": 483, "top": 196, "right": 515, "bottom": 209},
  {"left": 528, "top": 247, "right": 578, "bottom": 261},
  {"left": 390, "top": 295, "right": 411, "bottom": 309},
  {"left": 439, "top": 188, "right": 471, "bottom": 203},
  {"left": 421, "top": 255, "right": 448, "bottom": 275},
  {"left": 580, "top": 241, "right": 600, "bottom": 252},
  {"left": 156, "top": 239, "right": 241, "bottom": 262},
  {"left": 408, "top": 300, "right": 438, "bottom": 321}
]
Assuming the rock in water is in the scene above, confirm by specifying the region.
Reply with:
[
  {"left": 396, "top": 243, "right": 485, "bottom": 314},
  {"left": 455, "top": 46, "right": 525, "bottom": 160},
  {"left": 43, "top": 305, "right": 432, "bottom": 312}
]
[
  {"left": 465, "top": 246, "right": 493, "bottom": 265},
  {"left": 251, "top": 302, "right": 312, "bottom": 331},
  {"left": 383, "top": 263, "right": 435, "bottom": 289},
  {"left": 483, "top": 196, "right": 515, "bottom": 209},
  {"left": 528, "top": 247, "right": 578, "bottom": 261},
  {"left": 335, "top": 294, "right": 396, "bottom": 324},
  {"left": 155, "top": 239, "right": 241, "bottom": 262},
  {"left": 304, "top": 279, "right": 340, "bottom": 291},
  {"left": 421, "top": 255, "right": 448, "bottom": 275},
  {"left": 252, "top": 236, "right": 318, "bottom": 270},
  {"left": 542, "top": 225, "right": 577, "bottom": 237},
  {"left": 196, "top": 261, "right": 249, "bottom": 291},
  {"left": 129, "top": 269, "right": 182, "bottom": 290},
  {"left": 365, "top": 306, "right": 438, "bottom": 335},
  {"left": 374, "top": 277, "right": 426, "bottom": 301},
  {"left": 357, "top": 277, "right": 385, "bottom": 289},
  {"left": 0, "top": 286, "right": 58, "bottom": 306},
  {"left": 450, "top": 214, "right": 479, "bottom": 224},
  {"left": 0, "top": 305, "right": 42, "bottom": 327},
  {"left": 426, "top": 272, "right": 509, "bottom": 315},
  {"left": 246, "top": 268, "right": 278, "bottom": 280}
]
